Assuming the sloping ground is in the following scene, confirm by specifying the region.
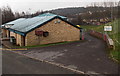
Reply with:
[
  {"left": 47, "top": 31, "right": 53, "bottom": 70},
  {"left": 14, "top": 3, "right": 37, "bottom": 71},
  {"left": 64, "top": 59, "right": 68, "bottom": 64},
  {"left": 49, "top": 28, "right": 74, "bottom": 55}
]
[
  {"left": 3, "top": 50, "right": 76, "bottom": 74},
  {"left": 81, "top": 19, "right": 120, "bottom": 62},
  {"left": 13, "top": 33, "right": 118, "bottom": 74}
]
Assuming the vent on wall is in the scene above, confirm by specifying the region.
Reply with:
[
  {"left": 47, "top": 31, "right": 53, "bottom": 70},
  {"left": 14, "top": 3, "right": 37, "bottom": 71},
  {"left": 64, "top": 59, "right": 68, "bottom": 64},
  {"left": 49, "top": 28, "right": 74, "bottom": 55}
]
[
  {"left": 54, "top": 20, "right": 61, "bottom": 24},
  {"left": 57, "top": 20, "right": 61, "bottom": 23},
  {"left": 43, "top": 31, "right": 49, "bottom": 37},
  {"left": 54, "top": 21, "right": 57, "bottom": 24}
]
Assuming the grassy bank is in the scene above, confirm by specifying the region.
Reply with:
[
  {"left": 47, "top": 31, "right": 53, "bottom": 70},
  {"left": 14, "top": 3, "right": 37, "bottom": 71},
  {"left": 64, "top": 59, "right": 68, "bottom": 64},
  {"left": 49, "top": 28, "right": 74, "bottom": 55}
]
[{"left": 81, "top": 19, "right": 120, "bottom": 62}]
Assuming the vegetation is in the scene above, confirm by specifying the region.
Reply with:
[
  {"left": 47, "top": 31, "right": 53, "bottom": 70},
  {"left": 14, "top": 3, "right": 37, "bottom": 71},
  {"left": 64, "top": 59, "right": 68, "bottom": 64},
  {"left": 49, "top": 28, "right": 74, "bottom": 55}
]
[
  {"left": 51, "top": 2, "right": 119, "bottom": 25},
  {"left": 110, "top": 51, "right": 120, "bottom": 63},
  {"left": 80, "top": 25, "right": 104, "bottom": 32},
  {"left": 0, "top": 6, "right": 44, "bottom": 24},
  {"left": 1, "top": 2, "right": 119, "bottom": 25},
  {"left": 81, "top": 19, "right": 120, "bottom": 62},
  {"left": 14, "top": 40, "right": 83, "bottom": 49},
  {"left": 1, "top": 6, "right": 15, "bottom": 24}
]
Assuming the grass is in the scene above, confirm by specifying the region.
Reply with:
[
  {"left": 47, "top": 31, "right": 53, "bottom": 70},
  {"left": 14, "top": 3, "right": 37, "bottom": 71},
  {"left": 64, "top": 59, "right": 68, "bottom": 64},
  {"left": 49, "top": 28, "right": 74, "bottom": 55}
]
[
  {"left": 81, "top": 19, "right": 120, "bottom": 62},
  {"left": 14, "top": 40, "right": 83, "bottom": 49},
  {"left": 80, "top": 25, "right": 104, "bottom": 33},
  {"left": 110, "top": 51, "right": 120, "bottom": 62}
]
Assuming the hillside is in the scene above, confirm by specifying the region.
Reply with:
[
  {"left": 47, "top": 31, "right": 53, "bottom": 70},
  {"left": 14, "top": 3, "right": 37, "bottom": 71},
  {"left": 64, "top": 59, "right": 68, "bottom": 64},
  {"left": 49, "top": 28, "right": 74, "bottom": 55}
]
[
  {"left": 50, "top": 7, "right": 110, "bottom": 17},
  {"left": 51, "top": 7, "right": 86, "bottom": 16},
  {"left": 49, "top": 6, "right": 119, "bottom": 25}
]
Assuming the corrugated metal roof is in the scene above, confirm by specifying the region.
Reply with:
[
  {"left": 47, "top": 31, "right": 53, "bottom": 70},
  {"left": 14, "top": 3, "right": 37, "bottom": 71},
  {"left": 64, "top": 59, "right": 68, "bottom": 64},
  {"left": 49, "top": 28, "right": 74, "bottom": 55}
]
[
  {"left": 10, "top": 16, "right": 55, "bottom": 32},
  {"left": 10, "top": 13, "right": 67, "bottom": 33},
  {"left": 6, "top": 18, "right": 25, "bottom": 25},
  {"left": 0, "top": 18, "right": 25, "bottom": 28}
]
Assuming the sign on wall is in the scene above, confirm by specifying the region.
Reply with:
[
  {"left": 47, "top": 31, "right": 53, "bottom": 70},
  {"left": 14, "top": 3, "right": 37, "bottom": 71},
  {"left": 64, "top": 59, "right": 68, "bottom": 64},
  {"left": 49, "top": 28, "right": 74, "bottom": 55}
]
[{"left": 104, "top": 26, "right": 112, "bottom": 31}]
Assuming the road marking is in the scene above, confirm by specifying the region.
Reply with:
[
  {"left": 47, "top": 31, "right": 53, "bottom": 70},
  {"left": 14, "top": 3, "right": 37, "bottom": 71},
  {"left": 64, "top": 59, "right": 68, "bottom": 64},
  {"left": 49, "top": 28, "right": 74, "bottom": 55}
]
[{"left": 0, "top": 48, "right": 27, "bottom": 51}]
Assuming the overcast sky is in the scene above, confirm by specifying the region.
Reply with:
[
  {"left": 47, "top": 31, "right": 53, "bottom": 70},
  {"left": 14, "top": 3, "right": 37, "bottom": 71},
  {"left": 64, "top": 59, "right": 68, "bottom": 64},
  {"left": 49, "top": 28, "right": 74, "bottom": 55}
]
[{"left": 0, "top": 0, "right": 119, "bottom": 13}]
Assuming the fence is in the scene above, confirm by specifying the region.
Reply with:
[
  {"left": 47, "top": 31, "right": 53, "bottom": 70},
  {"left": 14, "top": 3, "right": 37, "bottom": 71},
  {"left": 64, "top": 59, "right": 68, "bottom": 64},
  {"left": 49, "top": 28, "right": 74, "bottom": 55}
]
[{"left": 89, "top": 30, "right": 114, "bottom": 49}]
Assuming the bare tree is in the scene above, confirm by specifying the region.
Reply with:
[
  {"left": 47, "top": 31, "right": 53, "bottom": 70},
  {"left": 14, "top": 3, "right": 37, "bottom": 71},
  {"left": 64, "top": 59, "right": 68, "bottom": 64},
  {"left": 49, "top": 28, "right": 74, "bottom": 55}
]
[{"left": 1, "top": 6, "right": 15, "bottom": 24}]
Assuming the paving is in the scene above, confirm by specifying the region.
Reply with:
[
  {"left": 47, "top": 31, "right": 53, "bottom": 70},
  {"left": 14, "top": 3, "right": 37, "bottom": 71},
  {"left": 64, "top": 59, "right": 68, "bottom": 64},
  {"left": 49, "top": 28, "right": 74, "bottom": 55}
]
[
  {"left": 2, "top": 40, "right": 19, "bottom": 49},
  {"left": 13, "top": 33, "right": 119, "bottom": 74},
  {"left": 2, "top": 50, "right": 78, "bottom": 74}
]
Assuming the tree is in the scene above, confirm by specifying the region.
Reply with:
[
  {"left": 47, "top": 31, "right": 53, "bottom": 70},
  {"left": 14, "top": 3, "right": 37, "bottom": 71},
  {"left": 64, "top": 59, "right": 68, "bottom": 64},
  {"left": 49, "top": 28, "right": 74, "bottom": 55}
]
[
  {"left": 77, "top": 15, "right": 84, "bottom": 25},
  {"left": 1, "top": 6, "right": 15, "bottom": 24}
]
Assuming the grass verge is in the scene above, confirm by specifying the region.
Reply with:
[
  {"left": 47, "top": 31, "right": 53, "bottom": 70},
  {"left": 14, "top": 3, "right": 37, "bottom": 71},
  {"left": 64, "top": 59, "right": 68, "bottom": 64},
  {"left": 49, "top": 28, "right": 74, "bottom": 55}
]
[
  {"left": 110, "top": 50, "right": 120, "bottom": 63},
  {"left": 13, "top": 40, "right": 84, "bottom": 49}
]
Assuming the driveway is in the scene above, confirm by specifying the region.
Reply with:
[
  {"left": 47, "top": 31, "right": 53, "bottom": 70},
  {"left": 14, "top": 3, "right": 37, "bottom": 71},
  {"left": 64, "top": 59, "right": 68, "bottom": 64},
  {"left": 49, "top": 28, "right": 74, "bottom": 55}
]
[{"left": 12, "top": 33, "right": 118, "bottom": 74}]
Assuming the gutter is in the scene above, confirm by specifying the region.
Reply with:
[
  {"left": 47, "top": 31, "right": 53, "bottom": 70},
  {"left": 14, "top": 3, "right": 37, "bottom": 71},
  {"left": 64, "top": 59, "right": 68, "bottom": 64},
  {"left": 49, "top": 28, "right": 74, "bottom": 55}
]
[{"left": 8, "top": 28, "right": 26, "bottom": 36}]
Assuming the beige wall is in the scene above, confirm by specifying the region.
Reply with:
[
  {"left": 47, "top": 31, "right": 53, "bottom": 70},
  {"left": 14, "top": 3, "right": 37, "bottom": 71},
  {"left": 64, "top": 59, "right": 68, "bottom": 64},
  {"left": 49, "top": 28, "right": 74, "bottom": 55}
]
[
  {"left": 16, "top": 34, "right": 24, "bottom": 46},
  {"left": 10, "top": 31, "right": 24, "bottom": 46},
  {"left": 25, "top": 18, "right": 80, "bottom": 46},
  {"left": 2, "top": 29, "right": 9, "bottom": 37},
  {"left": 10, "top": 31, "right": 17, "bottom": 38},
  {"left": 6, "top": 30, "right": 10, "bottom": 38},
  {"left": 2, "top": 29, "right": 7, "bottom": 37}
]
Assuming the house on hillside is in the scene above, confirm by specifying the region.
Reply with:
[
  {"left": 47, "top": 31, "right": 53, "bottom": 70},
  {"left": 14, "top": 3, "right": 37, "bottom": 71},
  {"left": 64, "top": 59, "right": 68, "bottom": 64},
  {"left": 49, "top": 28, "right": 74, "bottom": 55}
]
[{"left": 1, "top": 13, "right": 83, "bottom": 46}]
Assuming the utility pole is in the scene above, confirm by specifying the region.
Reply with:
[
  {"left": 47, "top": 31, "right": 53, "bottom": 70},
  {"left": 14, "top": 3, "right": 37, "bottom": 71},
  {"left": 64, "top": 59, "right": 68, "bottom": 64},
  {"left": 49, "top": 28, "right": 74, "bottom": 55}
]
[{"left": 0, "top": 9, "right": 2, "bottom": 25}]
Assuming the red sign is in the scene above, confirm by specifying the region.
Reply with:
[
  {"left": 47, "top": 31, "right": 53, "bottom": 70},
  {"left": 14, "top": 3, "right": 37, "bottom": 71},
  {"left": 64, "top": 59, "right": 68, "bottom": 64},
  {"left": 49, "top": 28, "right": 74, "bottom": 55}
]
[{"left": 35, "top": 30, "right": 44, "bottom": 36}]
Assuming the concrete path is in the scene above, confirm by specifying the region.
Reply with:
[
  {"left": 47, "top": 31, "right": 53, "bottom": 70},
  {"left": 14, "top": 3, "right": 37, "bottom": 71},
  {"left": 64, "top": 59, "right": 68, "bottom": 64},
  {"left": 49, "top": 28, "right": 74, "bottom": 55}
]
[{"left": 14, "top": 33, "right": 119, "bottom": 74}]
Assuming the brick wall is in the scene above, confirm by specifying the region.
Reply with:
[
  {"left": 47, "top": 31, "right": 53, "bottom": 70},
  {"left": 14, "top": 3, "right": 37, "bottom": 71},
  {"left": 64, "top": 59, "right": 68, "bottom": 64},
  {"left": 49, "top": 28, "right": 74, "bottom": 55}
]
[
  {"left": 89, "top": 30, "right": 114, "bottom": 49},
  {"left": 89, "top": 30, "right": 103, "bottom": 39},
  {"left": 25, "top": 18, "right": 80, "bottom": 46}
]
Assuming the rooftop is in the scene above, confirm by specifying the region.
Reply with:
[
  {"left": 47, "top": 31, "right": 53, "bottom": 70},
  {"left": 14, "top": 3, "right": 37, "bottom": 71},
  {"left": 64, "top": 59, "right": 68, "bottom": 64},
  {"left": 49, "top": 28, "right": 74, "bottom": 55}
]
[
  {"left": 5, "top": 13, "right": 67, "bottom": 33},
  {"left": 1, "top": 13, "right": 81, "bottom": 36}
]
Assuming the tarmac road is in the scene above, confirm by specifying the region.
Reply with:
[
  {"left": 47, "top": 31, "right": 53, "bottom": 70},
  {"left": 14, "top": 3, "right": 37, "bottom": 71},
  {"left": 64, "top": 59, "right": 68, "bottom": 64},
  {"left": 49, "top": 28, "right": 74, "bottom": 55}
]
[
  {"left": 24, "top": 33, "right": 119, "bottom": 74},
  {"left": 2, "top": 50, "right": 77, "bottom": 74}
]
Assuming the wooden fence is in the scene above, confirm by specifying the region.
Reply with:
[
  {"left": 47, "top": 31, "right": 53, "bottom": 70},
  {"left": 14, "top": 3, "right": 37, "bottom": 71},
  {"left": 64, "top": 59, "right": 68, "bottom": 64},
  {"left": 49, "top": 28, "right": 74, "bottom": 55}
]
[{"left": 89, "top": 30, "right": 114, "bottom": 49}]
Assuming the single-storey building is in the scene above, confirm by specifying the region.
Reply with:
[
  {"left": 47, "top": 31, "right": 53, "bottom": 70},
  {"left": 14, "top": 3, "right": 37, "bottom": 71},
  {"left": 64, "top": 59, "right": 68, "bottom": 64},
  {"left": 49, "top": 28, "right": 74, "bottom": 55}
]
[{"left": 1, "top": 13, "right": 83, "bottom": 46}]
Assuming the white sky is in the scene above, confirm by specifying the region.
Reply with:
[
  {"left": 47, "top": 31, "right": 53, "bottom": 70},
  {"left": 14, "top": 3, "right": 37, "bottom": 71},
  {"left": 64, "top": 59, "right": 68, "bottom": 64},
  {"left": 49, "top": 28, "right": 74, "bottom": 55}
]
[{"left": 0, "top": 0, "right": 119, "bottom": 13}]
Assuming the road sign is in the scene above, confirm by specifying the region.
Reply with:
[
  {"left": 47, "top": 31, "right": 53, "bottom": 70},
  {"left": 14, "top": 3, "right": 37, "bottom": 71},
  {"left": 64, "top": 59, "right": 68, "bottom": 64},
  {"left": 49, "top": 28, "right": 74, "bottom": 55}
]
[{"left": 104, "top": 26, "right": 112, "bottom": 31}]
